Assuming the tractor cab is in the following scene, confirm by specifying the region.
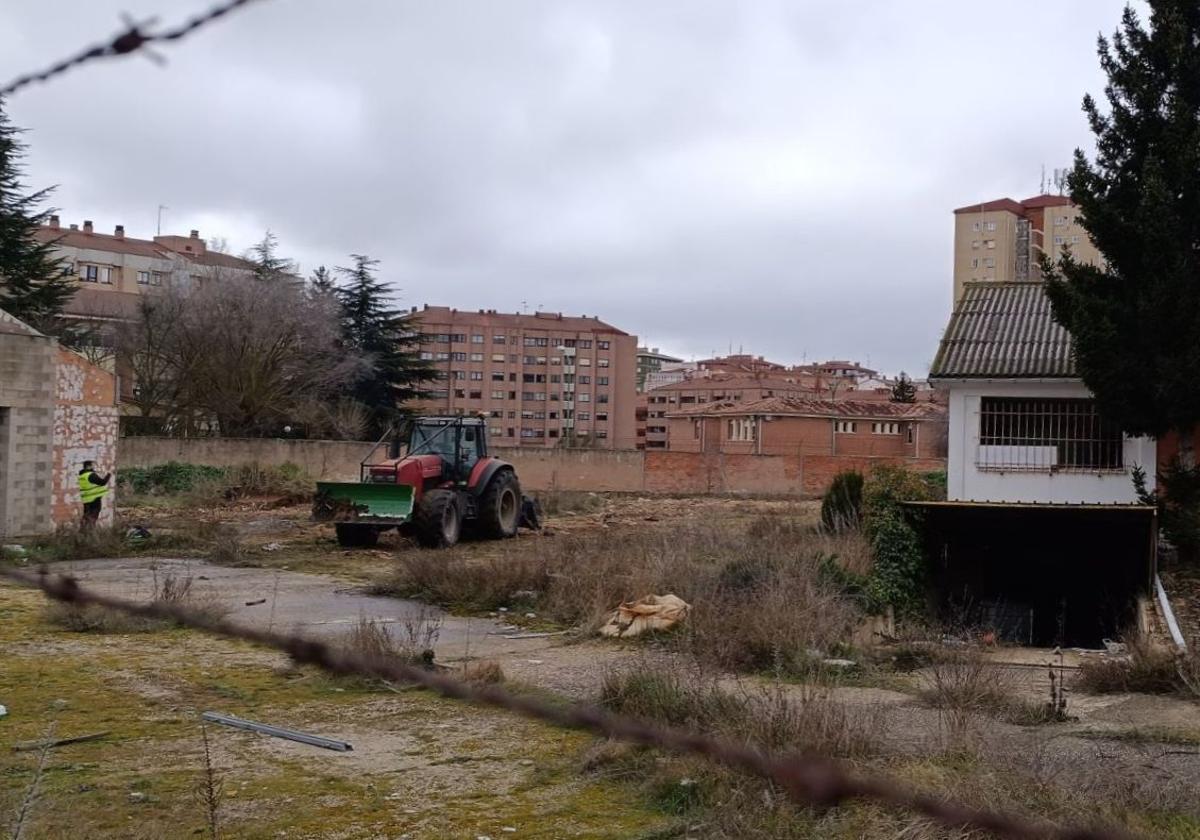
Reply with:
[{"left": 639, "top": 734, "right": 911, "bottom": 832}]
[{"left": 403, "top": 416, "right": 487, "bottom": 483}]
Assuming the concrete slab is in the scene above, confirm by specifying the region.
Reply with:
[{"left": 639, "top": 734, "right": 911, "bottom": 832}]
[{"left": 47, "top": 556, "right": 564, "bottom": 662}]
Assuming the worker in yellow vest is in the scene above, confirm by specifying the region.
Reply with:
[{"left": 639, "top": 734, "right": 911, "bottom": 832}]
[{"left": 78, "top": 460, "right": 112, "bottom": 528}]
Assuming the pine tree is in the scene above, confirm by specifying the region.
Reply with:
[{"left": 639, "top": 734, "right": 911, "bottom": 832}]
[
  {"left": 247, "top": 231, "right": 297, "bottom": 282},
  {"left": 0, "top": 99, "right": 74, "bottom": 332},
  {"left": 890, "top": 372, "right": 916, "bottom": 403},
  {"left": 309, "top": 265, "right": 335, "bottom": 295},
  {"left": 335, "top": 254, "right": 433, "bottom": 434},
  {"left": 1044, "top": 3, "right": 1200, "bottom": 458}
]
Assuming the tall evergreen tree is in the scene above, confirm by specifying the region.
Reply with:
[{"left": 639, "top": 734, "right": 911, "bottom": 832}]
[
  {"left": 247, "top": 230, "right": 297, "bottom": 282},
  {"left": 1044, "top": 3, "right": 1200, "bottom": 458},
  {"left": 0, "top": 99, "right": 74, "bottom": 332},
  {"left": 890, "top": 372, "right": 916, "bottom": 404},
  {"left": 335, "top": 254, "right": 433, "bottom": 434},
  {"left": 309, "top": 265, "right": 335, "bottom": 295}
]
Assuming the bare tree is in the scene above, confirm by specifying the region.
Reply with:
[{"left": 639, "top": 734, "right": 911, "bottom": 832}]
[{"left": 171, "top": 274, "right": 358, "bottom": 436}]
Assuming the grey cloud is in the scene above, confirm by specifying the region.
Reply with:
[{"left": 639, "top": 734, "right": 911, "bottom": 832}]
[{"left": 2, "top": 0, "right": 1135, "bottom": 372}]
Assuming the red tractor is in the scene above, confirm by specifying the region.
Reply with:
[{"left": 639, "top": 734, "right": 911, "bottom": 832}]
[{"left": 313, "top": 416, "right": 527, "bottom": 548}]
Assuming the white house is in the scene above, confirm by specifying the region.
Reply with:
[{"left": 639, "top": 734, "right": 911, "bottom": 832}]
[{"left": 929, "top": 281, "right": 1156, "bottom": 505}]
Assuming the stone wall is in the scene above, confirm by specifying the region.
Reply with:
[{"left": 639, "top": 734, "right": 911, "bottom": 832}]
[
  {"left": 119, "top": 436, "right": 944, "bottom": 498},
  {"left": 52, "top": 349, "right": 120, "bottom": 528},
  {"left": 0, "top": 315, "right": 57, "bottom": 537}
]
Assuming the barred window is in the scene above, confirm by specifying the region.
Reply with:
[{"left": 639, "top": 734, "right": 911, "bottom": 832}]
[{"left": 978, "top": 397, "right": 1123, "bottom": 470}]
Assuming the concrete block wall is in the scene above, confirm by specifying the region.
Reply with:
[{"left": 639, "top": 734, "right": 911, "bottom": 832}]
[{"left": 0, "top": 326, "right": 57, "bottom": 537}]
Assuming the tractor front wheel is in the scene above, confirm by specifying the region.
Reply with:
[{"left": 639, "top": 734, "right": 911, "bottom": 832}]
[
  {"left": 414, "top": 489, "right": 463, "bottom": 548},
  {"left": 335, "top": 523, "right": 380, "bottom": 548},
  {"left": 477, "top": 470, "right": 521, "bottom": 539}
]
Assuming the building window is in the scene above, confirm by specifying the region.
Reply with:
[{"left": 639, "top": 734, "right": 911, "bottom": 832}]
[
  {"left": 872, "top": 422, "right": 900, "bottom": 435},
  {"left": 435, "top": 333, "right": 451, "bottom": 343},
  {"left": 492, "top": 354, "right": 505, "bottom": 363},
  {"left": 598, "top": 340, "right": 610, "bottom": 350},
  {"left": 469, "top": 390, "right": 482, "bottom": 399},
  {"left": 597, "top": 394, "right": 609, "bottom": 404},
  {"left": 579, "top": 340, "right": 592, "bottom": 349},
  {"left": 1054, "top": 235, "right": 1064, "bottom": 245},
  {"left": 449, "top": 352, "right": 466, "bottom": 361},
  {"left": 834, "top": 420, "right": 856, "bottom": 434},
  {"left": 596, "top": 430, "right": 608, "bottom": 439},
  {"left": 578, "top": 411, "right": 590, "bottom": 421},
  {"left": 490, "top": 410, "right": 503, "bottom": 418},
  {"left": 972, "top": 222, "right": 981, "bottom": 232},
  {"left": 491, "top": 426, "right": 503, "bottom": 436},
  {"left": 452, "top": 370, "right": 466, "bottom": 380},
  {"left": 907, "top": 425, "right": 914, "bottom": 444},
  {"left": 579, "top": 375, "right": 591, "bottom": 385},
  {"left": 985, "top": 240, "right": 995, "bottom": 249},
  {"left": 983, "top": 258, "right": 995, "bottom": 268},
  {"left": 428, "top": 389, "right": 449, "bottom": 399},
  {"left": 727, "top": 418, "right": 756, "bottom": 442},
  {"left": 578, "top": 393, "right": 590, "bottom": 402},
  {"left": 420, "top": 351, "right": 433, "bottom": 360},
  {"left": 598, "top": 359, "right": 609, "bottom": 368},
  {"left": 985, "top": 222, "right": 996, "bottom": 231},
  {"left": 435, "top": 352, "right": 450, "bottom": 361},
  {"left": 470, "top": 353, "right": 484, "bottom": 362},
  {"left": 491, "top": 390, "right": 505, "bottom": 399},
  {"left": 80, "top": 264, "right": 99, "bottom": 283},
  {"left": 977, "top": 397, "right": 1124, "bottom": 471},
  {"left": 450, "top": 333, "right": 466, "bottom": 343},
  {"left": 491, "top": 372, "right": 505, "bottom": 381},
  {"left": 454, "top": 389, "right": 465, "bottom": 399},
  {"left": 596, "top": 412, "right": 608, "bottom": 421},
  {"left": 493, "top": 334, "right": 506, "bottom": 344},
  {"left": 597, "top": 376, "right": 609, "bottom": 386},
  {"left": 970, "top": 258, "right": 979, "bottom": 269},
  {"left": 137, "top": 270, "right": 151, "bottom": 285},
  {"left": 971, "top": 240, "right": 980, "bottom": 249},
  {"left": 471, "top": 334, "right": 485, "bottom": 344},
  {"left": 693, "top": 420, "right": 702, "bottom": 439}
]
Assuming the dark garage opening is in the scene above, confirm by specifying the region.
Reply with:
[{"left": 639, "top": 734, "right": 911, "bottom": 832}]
[{"left": 915, "top": 502, "right": 1156, "bottom": 648}]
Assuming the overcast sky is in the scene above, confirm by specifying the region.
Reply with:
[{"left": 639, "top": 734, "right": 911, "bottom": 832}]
[{"left": 2, "top": 1, "right": 1136, "bottom": 374}]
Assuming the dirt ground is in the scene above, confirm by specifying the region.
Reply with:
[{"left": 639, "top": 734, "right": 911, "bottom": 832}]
[{"left": 4, "top": 493, "right": 1200, "bottom": 838}]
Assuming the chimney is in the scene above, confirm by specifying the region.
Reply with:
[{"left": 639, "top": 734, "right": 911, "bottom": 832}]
[
  {"left": 82, "top": 220, "right": 93, "bottom": 234},
  {"left": 69, "top": 223, "right": 78, "bottom": 231},
  {"left": 114, "top": 224, "right": 125, "bottom": 239},
  {"left": 48, "top": 214, "right": 60, "bottom": 229},
  {"left": 190, "top": 229, "right": 199, "bottom": 239}
]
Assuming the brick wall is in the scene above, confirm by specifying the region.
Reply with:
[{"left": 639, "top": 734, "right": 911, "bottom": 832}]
[
  {"left": 119, "top": 437, "right": 945, "bottom": 499},
  {"left": 0, "top": 318, "right": 57, "bottom": 537},
  {"left": 52, "top": 349, "right": 119, "bottom": 528},
  {"left": 643, "top": 450, "right": 946, "bottom": 496}
]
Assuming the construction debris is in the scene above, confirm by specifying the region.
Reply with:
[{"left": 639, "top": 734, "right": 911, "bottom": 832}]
[
  {"left": 599, "top": 594, "right": 690, "bottom": 638},
  {"left": 245, "top": 598, "right": 267, "bottom": 606},
  {"left": 201, "top": 711, "right": 353, "bottom": 752}
]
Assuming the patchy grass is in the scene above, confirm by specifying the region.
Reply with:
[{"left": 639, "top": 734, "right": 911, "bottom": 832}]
[{"left": 43, "top": 570, "right": 230, "bottom": 634}]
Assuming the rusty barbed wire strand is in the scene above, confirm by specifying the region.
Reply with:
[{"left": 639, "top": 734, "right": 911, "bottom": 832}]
[
  {"left": 0, "top": 565, "right": 1136, "bottom": 840},
  {"left": 0, "top": 0, "right": 267, "bottom": 97}
]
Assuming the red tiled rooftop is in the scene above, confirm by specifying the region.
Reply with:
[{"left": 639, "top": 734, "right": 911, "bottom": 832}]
[
  {"left": 415, "top": 305, "right": 629, "bottom": 335},
  {"left": 1019, "top": 194, "right": 1074, "bottom": 209},
  {"left": 34, "top": 227, "right": 170, "bottom": 259},
  {"left": 668, "top": 396, "right": 945, "bottom": 420}
]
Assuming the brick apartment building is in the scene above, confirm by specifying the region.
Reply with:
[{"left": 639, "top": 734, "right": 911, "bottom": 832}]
[
  {"left": 33, "top": 216, "right": 257, "bottom": 337},
  {"left": 410, "top": 306, "right": 638, "bottom": 449},
  {"left": 666, "top": 397, "right": 946, "bottom": 459},
  {"left": 952, "top": 194, "right": 1103, "bottom": 303}
]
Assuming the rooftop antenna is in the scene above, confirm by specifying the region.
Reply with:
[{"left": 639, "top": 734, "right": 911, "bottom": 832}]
[
  {"left": 521, "top": 299, "right": 528, "bottom": 314},
  {"left": 1040, "top": 164, "right": 1046, "bottom": 195},
  {"left": 156, "top": 204, "right": 168, "bottom": 236}
]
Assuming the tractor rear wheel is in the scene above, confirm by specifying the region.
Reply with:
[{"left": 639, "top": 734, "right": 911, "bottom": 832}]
[
  {"left": 335, "top": 523, "right": 379, "bottom": 548},
  {"left": 477, "top": 470, "right": 521, "bottom": 539},
  {"left": 414, "top": 489, "right": 463, "bottom": 548}
]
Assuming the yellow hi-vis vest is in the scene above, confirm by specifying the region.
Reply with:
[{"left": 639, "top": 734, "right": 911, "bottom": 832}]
[{"left": 79, "top": 472, "right": 108, "bottom": 504}]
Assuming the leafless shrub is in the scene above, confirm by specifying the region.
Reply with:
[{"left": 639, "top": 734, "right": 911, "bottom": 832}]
[
  {"left": 44, "top": 572, "right": 227, "bottom": 633},
  {"left": 461, "top": 660, "right": 505, "bottom": 685},
  {"left": 193, "top": 721, "right": 224, "bottom": 840},
  {"left": 374, "top": 549, "right": 551, "bottom": 612},
  {"left": 343, "top": 610, "right": 442, "bottom": 675},
  {"left": 922, "top": 651, "right": 1017, "bottom": 749},
  {"left": 1074, "top": 633, "right": 1190, "bottom": 696},
  {"left": 398, "top": 605, "right": 443, "bottom": 660},
  {"left": 9, "top": 723, "right": 54, "bottom": 840},
  {"left": 207, "top": 530, "right": 246, "bottom": 566}
]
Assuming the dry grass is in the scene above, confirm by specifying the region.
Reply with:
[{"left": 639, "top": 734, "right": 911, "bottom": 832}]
[
  {"left": 44, "top": 571, "right": 229, "bottom": 633},
  {"left": 1075, "top": 634, "right": 1200, "bottom": 699},
  {"left": 535, "top": 489, "right": 608, "bottom": 516},
  {"left": 461, "top": 660, "right": 506, "bottom": 685},
  {"left": 600, "top": 664, "right": 882, "bottom": 759},
  {"left": 379, "top": 517, "right": 868, "bottom": 677}
]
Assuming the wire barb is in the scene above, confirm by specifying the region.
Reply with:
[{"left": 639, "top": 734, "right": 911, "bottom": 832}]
[
  {"left": 0, "top": 0, "right": 266, "bottom": 97},
  {"left": 0, "top": 565, "right": 1135, "bottom": 840}
]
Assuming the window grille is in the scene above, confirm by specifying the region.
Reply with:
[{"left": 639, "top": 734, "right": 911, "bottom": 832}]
[{"left": 977, "top": 397, "right": 1123, "bottom": 471}]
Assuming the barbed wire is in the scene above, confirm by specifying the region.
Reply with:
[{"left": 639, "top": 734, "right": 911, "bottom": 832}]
[
  {"left": 0, "top": 565, "right": 1135, "bottom": 840},
  {"left": 0, "top": 0, "right": 267, "bottom": 98}
]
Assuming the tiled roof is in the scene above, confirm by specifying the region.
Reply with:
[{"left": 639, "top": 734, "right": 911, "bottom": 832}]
[
  {"left": 34, "top": 227, "right": 172, "bottom": 259},
  {"left": 648, "top": 374, "right": 820, "bottom": 393},
  {"left": 953, "top": 198, "right": 1026, "bottom": 215},
  {"left": 1019, "top": 194, "right": 1073, "bottom": 209},
  {"left": 929, "top": 281, "right": 1076, "bottom": 379},
  {"left": 415, "top": 305, "right": 629, "bottom": 335},
  {"left": 668, "top": 396, "right": 945, "bottom": 420}
]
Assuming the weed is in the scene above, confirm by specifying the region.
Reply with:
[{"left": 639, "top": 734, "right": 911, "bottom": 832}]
[
  {"left": 536, "top": 489, "right": 608, "bottom": 516},
  {"left": 44, "top": 571, "right": 228, "bottom": 633},
  {"left": 820, "top": 470, "right": 864, "bottom": 533},
  {"left": 207, "top": 529, "right": 246, "bottom": 566},
  {"left": 193, "top": 721, "right": 224, "bottom": 840},
  {"left": 1074, "top": 634, "right": 1198, "bottom": 697},
  {"left": 461, "top": 660, "right": 506, "bottom": 685}
]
